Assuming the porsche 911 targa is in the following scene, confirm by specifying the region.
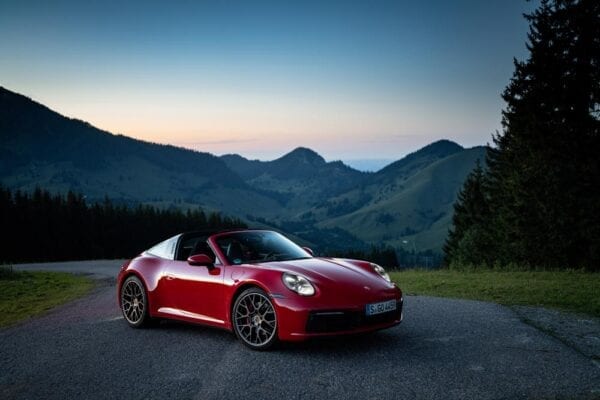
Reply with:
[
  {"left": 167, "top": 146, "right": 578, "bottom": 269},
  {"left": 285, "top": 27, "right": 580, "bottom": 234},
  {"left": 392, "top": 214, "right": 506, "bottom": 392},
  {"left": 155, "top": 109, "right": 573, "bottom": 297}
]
[{"left": 117, "top": 229, "right": 403, "bottom": 350}]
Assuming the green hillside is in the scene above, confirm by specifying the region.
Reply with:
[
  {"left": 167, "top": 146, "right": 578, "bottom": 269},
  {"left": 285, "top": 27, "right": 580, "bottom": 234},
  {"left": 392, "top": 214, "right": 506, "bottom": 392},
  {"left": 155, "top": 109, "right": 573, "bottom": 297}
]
[{"left": 316, "top": 147, "right": 486, "bottom": 251}]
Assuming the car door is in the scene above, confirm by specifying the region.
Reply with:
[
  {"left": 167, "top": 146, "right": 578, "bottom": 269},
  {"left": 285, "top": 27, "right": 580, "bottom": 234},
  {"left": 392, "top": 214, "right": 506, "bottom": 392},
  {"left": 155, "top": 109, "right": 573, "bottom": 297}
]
[
  {"left": 164, "top": 255, "right": 226, "bottom": 326},
  {"left": 145, "top": 235, "right": 180, "bottom": 312}
]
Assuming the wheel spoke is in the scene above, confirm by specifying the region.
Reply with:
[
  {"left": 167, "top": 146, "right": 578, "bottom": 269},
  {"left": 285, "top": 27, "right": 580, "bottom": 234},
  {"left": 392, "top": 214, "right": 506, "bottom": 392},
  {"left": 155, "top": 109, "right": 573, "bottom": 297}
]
[
  {"left": 262, "top": 319, "right": 275, "bottom": 328},
  {"left": 258, "top": 301, "right": 269, "bottom": 312},
  {"left": 238, "top": 303, "right": 249, "bottom": 313}
]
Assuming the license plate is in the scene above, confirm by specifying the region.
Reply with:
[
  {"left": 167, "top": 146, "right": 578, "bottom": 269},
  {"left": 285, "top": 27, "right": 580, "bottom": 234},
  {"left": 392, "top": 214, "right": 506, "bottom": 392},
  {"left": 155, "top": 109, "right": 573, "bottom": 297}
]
[{"left": 365, "top": 300, "right": 396, "bottom": 316}]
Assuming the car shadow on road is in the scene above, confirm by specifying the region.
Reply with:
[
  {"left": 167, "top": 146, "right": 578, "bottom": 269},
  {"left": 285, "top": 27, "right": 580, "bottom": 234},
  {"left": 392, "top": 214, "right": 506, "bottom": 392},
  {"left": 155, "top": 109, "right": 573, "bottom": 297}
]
[
  {"left": 153, "top": 319, "right": 236, "bottom": 339},
  {"left": 146, "top": 319, "right": 414, "bottom": 355},
  {"left": 276, "top": 329, "right": 412, "bottom": 354}
]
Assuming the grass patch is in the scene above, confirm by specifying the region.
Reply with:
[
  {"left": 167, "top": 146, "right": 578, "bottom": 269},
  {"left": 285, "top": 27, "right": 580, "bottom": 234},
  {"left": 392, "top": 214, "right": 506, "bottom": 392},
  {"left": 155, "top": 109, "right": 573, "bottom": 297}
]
[
  {"left": 0, "top": 265, "right": 94, "bottom": 327},
  {"left": 390, "top": 269, "right": 600, "bottom": 317}
]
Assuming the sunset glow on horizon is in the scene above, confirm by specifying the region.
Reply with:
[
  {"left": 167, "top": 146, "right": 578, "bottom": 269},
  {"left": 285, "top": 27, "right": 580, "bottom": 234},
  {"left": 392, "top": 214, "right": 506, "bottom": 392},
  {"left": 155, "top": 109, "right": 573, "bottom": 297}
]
[{"left": 0, "top": 0, "right": 537, "bottom": 161}]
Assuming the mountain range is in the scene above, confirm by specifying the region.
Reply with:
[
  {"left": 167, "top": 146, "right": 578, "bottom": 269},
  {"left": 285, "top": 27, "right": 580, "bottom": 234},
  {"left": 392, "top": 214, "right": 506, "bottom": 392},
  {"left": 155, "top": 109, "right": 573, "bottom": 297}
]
[{"left": 0, "top": 86, "right": 486, "bottom": 254}]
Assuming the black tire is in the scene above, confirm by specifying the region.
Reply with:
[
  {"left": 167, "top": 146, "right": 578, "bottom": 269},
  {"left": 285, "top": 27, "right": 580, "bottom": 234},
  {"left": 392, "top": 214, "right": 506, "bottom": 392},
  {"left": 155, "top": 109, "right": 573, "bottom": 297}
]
[
  {"left": 232, "top": 288, "right": 278, "bottom": 350},
  {"left": 120, "top": 275, "right": 154, "bottom": 328}
]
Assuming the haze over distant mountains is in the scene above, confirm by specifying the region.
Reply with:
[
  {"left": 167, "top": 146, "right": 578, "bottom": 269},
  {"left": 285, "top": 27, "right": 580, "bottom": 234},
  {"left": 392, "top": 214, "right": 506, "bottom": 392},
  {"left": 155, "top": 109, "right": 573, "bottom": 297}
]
[
  {"left": 334, "top": 159, "right": 396, "bottom": 173},
  {"left": 0, "top": 86, "right": 486, "bottom": 253}
]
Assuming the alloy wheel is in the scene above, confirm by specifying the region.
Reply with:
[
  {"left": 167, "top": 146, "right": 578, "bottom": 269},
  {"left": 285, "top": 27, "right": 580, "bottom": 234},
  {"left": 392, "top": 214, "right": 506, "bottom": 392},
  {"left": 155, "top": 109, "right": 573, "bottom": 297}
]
[{"left": 234, "top": 291, "right": 277, "bottom": 348}]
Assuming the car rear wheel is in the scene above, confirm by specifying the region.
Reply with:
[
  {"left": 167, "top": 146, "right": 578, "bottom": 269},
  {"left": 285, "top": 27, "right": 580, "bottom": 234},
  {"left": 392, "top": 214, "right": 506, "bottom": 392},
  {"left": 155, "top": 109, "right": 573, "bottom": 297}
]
[
  {"left": 121, "top": 276, "right": 153, "bottom": 328},
  {"left": 233, "top": 288, "right": 278, "bottom": 350}
]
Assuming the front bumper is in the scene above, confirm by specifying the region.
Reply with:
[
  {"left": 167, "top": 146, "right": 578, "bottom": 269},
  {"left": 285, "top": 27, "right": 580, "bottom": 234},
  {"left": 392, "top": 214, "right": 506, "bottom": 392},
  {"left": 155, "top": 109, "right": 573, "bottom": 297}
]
[
  {"left": 306, "top": 299, "right": 403, "bottom": 333},
  {"left": 273, "top": 294, "right": 403, "bottom": 341}
]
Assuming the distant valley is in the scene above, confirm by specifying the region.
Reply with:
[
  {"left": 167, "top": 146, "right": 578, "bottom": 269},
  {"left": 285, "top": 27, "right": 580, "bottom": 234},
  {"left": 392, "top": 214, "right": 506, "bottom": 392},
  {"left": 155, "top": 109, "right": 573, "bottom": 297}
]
[{"left": 0, "top": 86, "right": 486, "bottom": 256}]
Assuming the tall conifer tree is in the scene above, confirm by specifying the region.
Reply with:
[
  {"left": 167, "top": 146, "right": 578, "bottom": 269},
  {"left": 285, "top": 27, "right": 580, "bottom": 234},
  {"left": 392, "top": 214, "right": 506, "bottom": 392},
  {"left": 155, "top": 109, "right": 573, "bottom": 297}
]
[
  {"left": 488, "top": 0, "right": 599, "bottom": 269},
  {"left": 444, "top": 160, "right": 491, "bottom": 266}
]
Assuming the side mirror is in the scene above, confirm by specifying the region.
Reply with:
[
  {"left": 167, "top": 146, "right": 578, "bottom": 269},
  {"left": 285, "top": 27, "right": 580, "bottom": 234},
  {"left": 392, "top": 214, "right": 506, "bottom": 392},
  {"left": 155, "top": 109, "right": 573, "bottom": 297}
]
[
  {"left": 302, "top": 247, "right": 314, "bottom": 256},
  {"left": 187, "top": 254, "right": 214, "bottom": 268}
]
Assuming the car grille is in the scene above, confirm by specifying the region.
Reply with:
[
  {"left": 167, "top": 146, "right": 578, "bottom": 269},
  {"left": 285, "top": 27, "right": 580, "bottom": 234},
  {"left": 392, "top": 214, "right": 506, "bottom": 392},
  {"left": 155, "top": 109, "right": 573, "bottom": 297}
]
[{"left": 305, "top": 300, "right": 403, "bottom": 333}]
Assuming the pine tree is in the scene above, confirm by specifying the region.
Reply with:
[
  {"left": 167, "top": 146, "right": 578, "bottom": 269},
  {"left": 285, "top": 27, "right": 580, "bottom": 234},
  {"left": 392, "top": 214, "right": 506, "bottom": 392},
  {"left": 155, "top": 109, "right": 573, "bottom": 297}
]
[
  {"left": 444, "top": 160, "right": 491, "bottom": 266},
  {"left": 485, "top": 0, "right": 600, "bottom": 269},
  {"left": 0, "top": 186, "right": 248, "bottom": 262},
  {"left": 0, "top": 185, "right": 15, "bottom": 263}
]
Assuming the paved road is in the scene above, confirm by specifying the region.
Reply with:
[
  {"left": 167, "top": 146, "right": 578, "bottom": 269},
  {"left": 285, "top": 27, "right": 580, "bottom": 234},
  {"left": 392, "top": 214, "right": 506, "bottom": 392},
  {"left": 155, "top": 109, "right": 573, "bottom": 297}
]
[{"left": 2, "top": 261, "right": 599, "bottom": 400}]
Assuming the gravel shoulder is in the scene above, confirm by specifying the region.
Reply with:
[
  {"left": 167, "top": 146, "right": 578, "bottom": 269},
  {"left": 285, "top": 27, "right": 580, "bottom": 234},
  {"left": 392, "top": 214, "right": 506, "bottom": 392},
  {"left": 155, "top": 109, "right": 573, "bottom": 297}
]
[
  {"left": 512, "top": 305, "right": 600, "bottom": 362},
  {"left": 13, "top": 259, "right": 125, "bottom": 280}
]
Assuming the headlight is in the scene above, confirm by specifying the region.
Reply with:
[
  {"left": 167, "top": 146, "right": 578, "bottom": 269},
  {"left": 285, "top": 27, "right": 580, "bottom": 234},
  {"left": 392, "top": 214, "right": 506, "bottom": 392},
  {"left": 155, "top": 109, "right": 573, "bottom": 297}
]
[
  {"left": 282, "top": 272, "right": 315, "bottom": 296},
  {"left": 371, "top": 263, "right": 391, "bottom": 283}
]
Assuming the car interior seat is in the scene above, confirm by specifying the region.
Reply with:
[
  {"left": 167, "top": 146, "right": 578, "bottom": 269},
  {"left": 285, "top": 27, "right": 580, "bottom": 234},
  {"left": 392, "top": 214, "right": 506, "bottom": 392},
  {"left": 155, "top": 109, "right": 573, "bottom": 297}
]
[{"left": 226, "top": 242, "right": 244, "bottom": 263}]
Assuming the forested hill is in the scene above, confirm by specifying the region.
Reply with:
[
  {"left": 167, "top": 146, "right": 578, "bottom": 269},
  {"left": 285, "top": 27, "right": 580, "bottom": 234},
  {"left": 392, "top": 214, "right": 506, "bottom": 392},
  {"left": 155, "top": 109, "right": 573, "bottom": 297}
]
[
  {"left": 0, "top": 86, "right": 485, "bottom": 255},
  {"left": 224, "top": 141, "right": 486, "bottom": 252}
]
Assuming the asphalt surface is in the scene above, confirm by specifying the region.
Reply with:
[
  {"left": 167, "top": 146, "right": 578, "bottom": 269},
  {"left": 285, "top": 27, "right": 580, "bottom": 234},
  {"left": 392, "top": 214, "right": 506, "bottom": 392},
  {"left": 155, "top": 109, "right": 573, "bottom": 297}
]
[{"left": 2, "top": 261, "right": 599, "bottom": 400}]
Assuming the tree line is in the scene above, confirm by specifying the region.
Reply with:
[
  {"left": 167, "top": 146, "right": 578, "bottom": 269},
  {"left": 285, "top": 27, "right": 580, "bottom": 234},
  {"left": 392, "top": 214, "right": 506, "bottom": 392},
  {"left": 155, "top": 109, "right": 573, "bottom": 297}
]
[
  {"left": 332, "top": 245, "right": 442, "bottom": 270},
  {"left": 332, "top": 246, "right": 399, "bottom": 270},
  {"left": 0, "top": 184, "right": 439, "bottom": 268},
  {"left": 0, "top": 186, "right": 246, "bottom": 263},
  {"left": 445, "top": 0, "right": 599, "bottom": 271}
]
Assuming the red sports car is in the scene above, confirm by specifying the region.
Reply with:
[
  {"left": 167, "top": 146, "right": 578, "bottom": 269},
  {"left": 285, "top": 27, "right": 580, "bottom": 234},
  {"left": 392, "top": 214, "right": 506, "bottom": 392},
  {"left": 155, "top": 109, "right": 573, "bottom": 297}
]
[{"left": 117, "top": 229, "right": 403, "bottom": 350}]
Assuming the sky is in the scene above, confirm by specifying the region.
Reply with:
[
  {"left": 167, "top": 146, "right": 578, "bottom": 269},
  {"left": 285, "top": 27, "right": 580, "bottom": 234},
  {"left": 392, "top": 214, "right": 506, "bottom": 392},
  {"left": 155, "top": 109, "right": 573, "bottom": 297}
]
[{"left": 0, "top": 0, "right": 537, "bottom": 163}]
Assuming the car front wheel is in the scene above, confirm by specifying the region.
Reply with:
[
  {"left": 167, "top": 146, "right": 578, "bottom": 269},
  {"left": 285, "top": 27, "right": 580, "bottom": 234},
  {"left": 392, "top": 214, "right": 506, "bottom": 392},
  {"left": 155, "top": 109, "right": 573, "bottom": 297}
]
[{"left": 232, "top": 288, "right": 278, "bottom": 350}]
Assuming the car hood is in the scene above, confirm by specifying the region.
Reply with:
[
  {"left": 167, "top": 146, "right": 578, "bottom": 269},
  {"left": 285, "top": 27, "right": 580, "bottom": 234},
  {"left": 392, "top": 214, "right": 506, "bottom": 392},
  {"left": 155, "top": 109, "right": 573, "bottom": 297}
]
[{"left": 264, "top": 257, "right": 393, "bottom": 292}]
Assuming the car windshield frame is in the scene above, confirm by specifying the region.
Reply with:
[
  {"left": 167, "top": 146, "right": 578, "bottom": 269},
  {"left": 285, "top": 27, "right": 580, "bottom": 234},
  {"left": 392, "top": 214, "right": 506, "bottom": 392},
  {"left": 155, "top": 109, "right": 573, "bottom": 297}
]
[{"left": 213, "top": 231, "right": 312, "bottom": 265}]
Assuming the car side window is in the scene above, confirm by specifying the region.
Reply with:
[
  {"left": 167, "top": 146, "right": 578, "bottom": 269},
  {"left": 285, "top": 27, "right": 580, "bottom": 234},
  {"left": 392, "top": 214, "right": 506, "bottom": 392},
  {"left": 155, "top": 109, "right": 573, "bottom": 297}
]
[
  {"left": 195, "top": 242, "right": 223, "bottom": 265},
  {"left": 175, "top": 236, "right": 222, "bottom": 265},
  {"left": 147, "top": 236, "right": 178, "bottom": 260}
]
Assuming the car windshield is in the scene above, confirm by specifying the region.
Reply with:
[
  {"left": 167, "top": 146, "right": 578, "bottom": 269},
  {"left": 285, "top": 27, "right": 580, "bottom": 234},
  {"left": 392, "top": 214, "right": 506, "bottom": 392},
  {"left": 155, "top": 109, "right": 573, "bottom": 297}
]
[{"left": 214, "top": 231, "right": 311, "bottom": 265}]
